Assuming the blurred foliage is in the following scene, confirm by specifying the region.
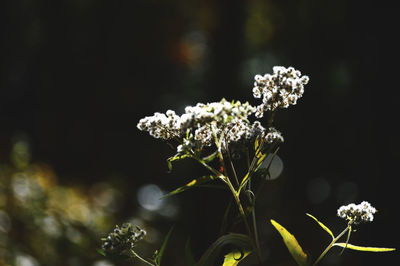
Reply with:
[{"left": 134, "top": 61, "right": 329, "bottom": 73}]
[{"left": 0, "top": 137, "right": 121, "bottom": 265}]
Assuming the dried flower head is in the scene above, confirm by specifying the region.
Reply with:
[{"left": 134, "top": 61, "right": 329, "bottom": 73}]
[
  {"left": 337, "top": 201, "right": 377, "bottom": 225},
  {"left": 253, "top": 66, "right": 309, "bottom": 117},
  {"left": 101, "top": 223, "right": 146, "bottom": 256}
]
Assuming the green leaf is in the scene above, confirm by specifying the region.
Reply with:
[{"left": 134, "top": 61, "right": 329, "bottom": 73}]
[
  {"left": 196, "top": 233, "right": 252, "bottom": 266},
  {"left": 154, "top": 226, "right": 174, "bottom": 266},
  {"left": 254, "top": 136, "right": 261, "bottom": 153},
  {"left": 97, "top": 248, "right": 106, "bottom": 257},
  {"left": 166, "top": 154, "right": 191, "bottom": 172},
  {"left": 239, "top": 172, "right": 250, "bottom": 191},
  {"left": 202, "top": 150, "right": 218, "bottom": 163},
  {"left": 185, "top": 238, "right": 196, "bottom": 266},
  {"left": 270, "top": 219, "right": 308, "bottom": 266},
  {"left": 333, "top": 243, "right": 396, "bottom": 252},
  {"left": 222, "top": 250, "right": 251, "bottom": 266},
  {"left": 162, "top": 175, "right": 216, "bottom": 198},
  {"left": 306, "top": 213, "right": 334, "bottom": 239}
]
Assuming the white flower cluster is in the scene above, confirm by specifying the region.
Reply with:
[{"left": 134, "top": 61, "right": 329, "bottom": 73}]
[
  {"left": 337, "top": 201, "right": 377, "bottom": 225},
  {"left": 136, "top": 110, "right": 182, "bottom": 140},
  {"left": 253, "top": 66, "right": 309, "bottom": 118},
  {"left": 264, "top": 127, "right": 284, "bottom": 143},
  {"left": 137, "top": 99, "right": 270, "bottom": 152}
]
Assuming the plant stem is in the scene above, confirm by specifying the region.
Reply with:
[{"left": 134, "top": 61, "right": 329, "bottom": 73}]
[
  {"left": 224, "top": 176, "right": 262, "bottom": 264},
  {"left": 312, "top": 226, "right": 351, "bottom": 266},
  {"left": 130, "top": 250, "right": 155, "bottom": 266},
  {"left": 196, "top": 157, "right": 262, "bottom": 264},
  {"left": 226, "top": 145, "right": 240, "bottom": 188},
  {"left": 248, "top": 178, "right": 261, "bottom": 254}
]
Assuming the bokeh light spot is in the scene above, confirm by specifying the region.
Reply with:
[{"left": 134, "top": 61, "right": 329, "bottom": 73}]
[
  {"left": 259, "top": 154, "right": 284, "bottom": 180},
  {"left": 137, "top": 184, "right": 164, "bottom": 211},
  {"left": 307, "top": 177, "right": 331, "bottom": 204},
  {"left": 15, "top": 254, "right": 39, "bottom": 266}
]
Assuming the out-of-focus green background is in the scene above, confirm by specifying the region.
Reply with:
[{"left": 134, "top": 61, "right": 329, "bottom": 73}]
[{"left": 1, "top": 1, "right": 399, "bottom": 265}]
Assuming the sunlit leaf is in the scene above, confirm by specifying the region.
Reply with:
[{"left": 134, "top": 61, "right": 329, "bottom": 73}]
[
  {"left": 256, "top": 153, "right": 267, "bottom": 168},
  {"left": 162, "top": 175, "right": 216, "bottom": 198},
  {"left": 196, "top": 233, "right": 252, "bottom": 266},
  {"left": 333, "top": 243, "right": 396, "bottom": 252},
  {"left": 254, "top": 136, "right": 260, "bottom": 153},
  {"left": 270, "top": 219, "right": 308, "bottom": 266},
  {"left": 306, "top": 213, "right": 334, "bottom": 239},
  {"left": 222, "top": 250, "right": 251, "bottom": 266},
  {"left": 239, "top": 172, "right": 250, "bottom": 192},
  {"left": 154, "top": 226, "right": 174, "bottom": 266},
  {"left": 166, "top": 154, "right": 191, "bottom": 172}
]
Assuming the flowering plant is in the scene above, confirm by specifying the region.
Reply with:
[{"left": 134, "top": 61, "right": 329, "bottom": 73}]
[{"left": 100, "top": 66, "right": 395, "bottom": 265}]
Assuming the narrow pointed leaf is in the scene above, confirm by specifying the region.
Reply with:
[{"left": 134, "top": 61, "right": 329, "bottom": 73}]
[
  {"left": 239, "top": 172, "right": 250, "bottom": 191},
  {"left": 254, "top": 136, "right": 260, "bottom": 153},
  {"left": 222, "top": 250, "right": 251, "bottom": 266},
  {"left": 185, "top": 238, "right": 196, "bottom": 266},
  {"left": 202, "top": 151, "right": 218, "bottom": 163},
  {"left": 306, "top": 213, "right": 334, "bottom": 239},
  {"left": 155, "top": 226, "right": 174, "bottom": 266},
  {"left": 166, "top": 154, "right": 191, "bottom": 172},
  {"left": 270, "top": 219, "right": 308, "bottom": 266},
  {"left": 196, "top": 233, "right": 252, "bottom": 266},
  {"left": 256, "top": 153, "right": 267, "bottom": 168},
  {"left": 162, "top": 175, "right": 216, "bottom": 198},
  {"left": 333, "top": 243, "right": 396, "bottom": 252}
]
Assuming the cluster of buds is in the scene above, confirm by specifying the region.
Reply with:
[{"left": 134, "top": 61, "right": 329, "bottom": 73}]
[
  {"left": 253, "top": 66, "right": 309, "bottom": 117},
  {"left": 337, "top": 201, "right": 377, "bottom": 225},
  {"left": 101, "top": 223, "right": 146, "bottom": 256}
]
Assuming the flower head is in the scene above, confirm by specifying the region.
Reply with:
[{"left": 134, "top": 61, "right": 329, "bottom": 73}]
[
  {"left": 137, "top": 99, "right": 266, "bottom": 152},
  {"left": 253, "top": 66, "right": 309, "bottom": 117},
  {"left": 337, "top": 201, "right": 377, "bottom": 225},
  {"left": 101, "top": 223, "right": 146, "bottom": 256}
]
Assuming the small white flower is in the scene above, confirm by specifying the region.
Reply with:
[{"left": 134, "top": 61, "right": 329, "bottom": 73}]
[
  {"left": 252, "top": 66, "right": 309, "bottom": 117},
  {"left": 264, "top": 127, "right": 284, "bottom": 143},
  {"left": 337, "top": 201, "right": 377, "bottom": 224},
  {"left": 138, "top": 99, "right": 262, "bottom": 150}
]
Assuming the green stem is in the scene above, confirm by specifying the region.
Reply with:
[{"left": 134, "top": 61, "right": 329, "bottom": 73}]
[
  {"left": 226, "top": 145, "right": 240, "bottom": 188},
  {"left": 224, "top": 177, "right": 262, "bottom": 264},
  {"left": 313, "top": 225, "right": 351, "bottom": 266},
  {"left": 130, "top": 250, "right": 155, "bottom": 266},
  {"left": 247, "top": 178, "right": 261, "bottom": 254},
  {"left": 196, "top": 157, "right": 262, "bottom": 264}
]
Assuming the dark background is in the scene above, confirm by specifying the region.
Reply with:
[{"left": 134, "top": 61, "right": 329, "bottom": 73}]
[{"left": 1, "top": 0, "right": 399, "bottom": 265}]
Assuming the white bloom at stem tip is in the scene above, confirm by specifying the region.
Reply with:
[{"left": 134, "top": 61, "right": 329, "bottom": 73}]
[
  {"left": 337, "top": 201, "right": 377, "bottom": 225},
  {"left": 252, "top": 66, "right": 309, "bottom": 118}
]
